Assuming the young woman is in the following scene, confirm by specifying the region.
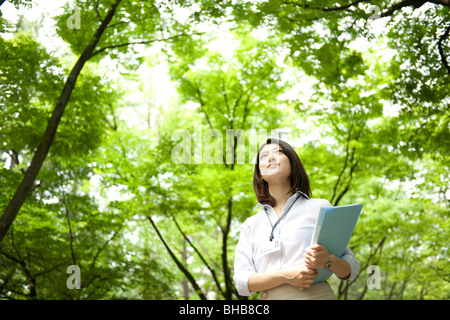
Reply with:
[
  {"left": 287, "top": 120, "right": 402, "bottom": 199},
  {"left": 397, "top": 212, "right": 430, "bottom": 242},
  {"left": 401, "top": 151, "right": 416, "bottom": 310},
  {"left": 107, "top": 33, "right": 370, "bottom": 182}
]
[{"left": 233, "top": 138, "right": 360, "bottom": 300}]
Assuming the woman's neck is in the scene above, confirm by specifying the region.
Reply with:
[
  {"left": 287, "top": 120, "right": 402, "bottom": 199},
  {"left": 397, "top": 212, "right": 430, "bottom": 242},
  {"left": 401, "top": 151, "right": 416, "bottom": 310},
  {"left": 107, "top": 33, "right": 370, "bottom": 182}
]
[{"left": 268, "top": 180, "right": 293, "bottom": 211}]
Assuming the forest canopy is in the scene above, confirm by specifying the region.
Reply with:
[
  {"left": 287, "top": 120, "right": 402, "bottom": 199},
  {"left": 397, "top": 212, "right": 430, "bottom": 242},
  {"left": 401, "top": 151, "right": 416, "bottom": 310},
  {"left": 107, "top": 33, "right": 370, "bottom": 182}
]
[{"left": 0, "top": 0, "right": 449, "bottom": 300}]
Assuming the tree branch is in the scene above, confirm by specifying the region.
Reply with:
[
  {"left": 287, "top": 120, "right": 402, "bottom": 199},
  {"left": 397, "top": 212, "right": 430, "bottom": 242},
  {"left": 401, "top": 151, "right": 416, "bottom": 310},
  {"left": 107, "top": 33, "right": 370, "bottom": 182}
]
[
  {"left": 239, "top": 88, "right": 252, "bottom": 131},
  {"left": 438, "top": 22, "right": 450, "bottom": 74},
  {"left": 221, "top": 78, "right": 231, "bottom": 117},
  {"left": 221, "top": 197, "right": 234, "bottom": 300},
  {"left": 61, "top": 191, "right": 77, "bottom": 266},
  {"left": 90, "top": 32, "right": 204, "bottom": 58},
  {"left": 147, "top": 215, "right": 207, "bottom": 300},
  {"left": 34, "top": 262, "right": 65, "bottom": 278},
  {"left": 282, "top": 0, "right": 371, "bottom": 12},
  {"left": 170, "top": 213, "right": 226, "bottom": 299},
  {"left": 79, "top": 223, "right": 123, "bottom": 296},
  {"left": 89, "top": 223, "right": 123, "bottom": 272},
  {"left": 0, "top": 250, "right": 36, "bottom": 298},
  {"left": 188, "top": 79, "right": 230, "bottom": 168},
  {"left": 334, "top": 154, "right": 359, "bottom": 206},
  {"left": 285, "top": 0, "right": 449, "bottom": 17},
  {"left": 323, "top": 0, "right": 372, "bottom": 12},
  {"left": 428, "top": 0, "right": 450, "bottom": 7},
  {"left": 380, "top": 0, "right": 427, "bottom": 18},
  {"left": 331, "top": 123, "right": 353, "bottom": 205},
  {"left": 342, "top": 236, "right": 387, "bottom": 300},
  {"left": 0, "top": 0, "right": 123, "bottom": 244}
]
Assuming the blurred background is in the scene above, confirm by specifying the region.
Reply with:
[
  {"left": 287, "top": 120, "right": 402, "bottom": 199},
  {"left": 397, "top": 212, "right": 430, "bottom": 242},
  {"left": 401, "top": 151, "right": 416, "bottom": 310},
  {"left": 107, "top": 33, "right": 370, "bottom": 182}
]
[{"left": 0, "top": 0, "right": 449, "bottom": 300}]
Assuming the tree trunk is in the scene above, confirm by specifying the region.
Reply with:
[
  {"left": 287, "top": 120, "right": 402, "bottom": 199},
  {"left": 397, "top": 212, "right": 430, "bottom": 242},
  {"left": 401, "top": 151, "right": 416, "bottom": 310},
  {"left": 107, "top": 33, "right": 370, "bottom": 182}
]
[
  {"left": 181, "top": 239, "right": 189, "bottom": 300},
  {"left": 147, "top": 215, "right": 207, "bottom": 300},
  {"left": 0, "top": 0, "right": 122, "bottom": 244},
  {"left": 221, "top": 197, "right": 233, "bottom": 300}
]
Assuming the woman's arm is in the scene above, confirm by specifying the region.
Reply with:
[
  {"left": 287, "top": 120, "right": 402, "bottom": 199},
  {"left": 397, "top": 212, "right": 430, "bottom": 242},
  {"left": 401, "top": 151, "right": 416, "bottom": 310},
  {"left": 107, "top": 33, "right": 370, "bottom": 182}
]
[
  {"left": 248, "top": 266, "right": 318, "bottom": 292},
  {"left": 303, "top": 244, "right": 351, "bottom": 279},
  {"left": 329, "top": 255, "right": 351, "bottom": 279}
]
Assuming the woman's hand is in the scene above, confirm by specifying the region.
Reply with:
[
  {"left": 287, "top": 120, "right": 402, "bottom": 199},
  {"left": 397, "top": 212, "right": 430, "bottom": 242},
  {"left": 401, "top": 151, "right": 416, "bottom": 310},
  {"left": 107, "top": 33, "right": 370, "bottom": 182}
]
[
  {"left": 304, "top": 244, "right": 330, "bottom": 270},
  {"left": 281, "top": 266, "right": 318, "bottom": 288},
  {"left": 248, "top": 265, "right": 318, "bottom": 292}
]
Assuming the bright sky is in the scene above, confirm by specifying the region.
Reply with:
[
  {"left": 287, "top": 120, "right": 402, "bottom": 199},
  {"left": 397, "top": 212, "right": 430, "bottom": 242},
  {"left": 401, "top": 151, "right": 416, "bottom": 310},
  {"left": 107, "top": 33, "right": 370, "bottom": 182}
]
[
  {"left": 1, "top": 0, "right": 396, "bottom": 120},
  {"left": 1, "top": 0, "right": 400, "bottom": 150},
  {"left": 0, "top": 0, "right": 394, "bottom": 162},
  {"left": 3, "top": 1, "right": 437, "bottom": 203}
]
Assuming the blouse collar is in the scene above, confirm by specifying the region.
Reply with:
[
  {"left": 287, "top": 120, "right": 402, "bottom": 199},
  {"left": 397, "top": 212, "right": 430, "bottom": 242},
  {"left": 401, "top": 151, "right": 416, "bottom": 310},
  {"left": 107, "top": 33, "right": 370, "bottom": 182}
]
[{"left": 252, "top": 191, "right": 309, "bottom": 213}]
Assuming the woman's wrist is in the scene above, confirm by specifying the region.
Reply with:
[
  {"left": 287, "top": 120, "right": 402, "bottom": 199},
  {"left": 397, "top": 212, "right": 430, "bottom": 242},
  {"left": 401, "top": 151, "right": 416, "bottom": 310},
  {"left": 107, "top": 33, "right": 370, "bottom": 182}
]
[
  {"left": 329, "top": 255, "right": 351, "bottom": 280},
  {"left": 324, "top": 252, "right": 332, "bottom": 269},
  {"left": 277, "top": 268, "right": 295, "bottom": 285}
]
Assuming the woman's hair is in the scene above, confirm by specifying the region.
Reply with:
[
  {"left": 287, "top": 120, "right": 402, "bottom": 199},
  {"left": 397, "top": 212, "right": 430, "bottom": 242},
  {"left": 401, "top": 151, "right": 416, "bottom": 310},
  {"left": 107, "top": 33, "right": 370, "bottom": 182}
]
[{"left": 253, "top": 138, "right": 311, "bottom": 207}]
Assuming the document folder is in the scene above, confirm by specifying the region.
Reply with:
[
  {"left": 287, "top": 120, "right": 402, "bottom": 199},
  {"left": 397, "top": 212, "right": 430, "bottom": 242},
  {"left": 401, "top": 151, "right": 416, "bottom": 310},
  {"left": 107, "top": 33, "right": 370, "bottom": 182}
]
[{"left": 310, "top": 203, "right": 363, "bottom": 283}]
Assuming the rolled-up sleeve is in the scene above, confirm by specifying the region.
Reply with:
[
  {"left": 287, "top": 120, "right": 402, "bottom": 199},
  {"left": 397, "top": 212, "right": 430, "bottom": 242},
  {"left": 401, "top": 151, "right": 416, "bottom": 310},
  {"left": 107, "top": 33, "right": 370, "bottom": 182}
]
[
  {"left": 233, "top": 221, "right": 256, "bottom": 296},
  {"left": 340, "top": 246, "right": 360, "bottom": 281}
]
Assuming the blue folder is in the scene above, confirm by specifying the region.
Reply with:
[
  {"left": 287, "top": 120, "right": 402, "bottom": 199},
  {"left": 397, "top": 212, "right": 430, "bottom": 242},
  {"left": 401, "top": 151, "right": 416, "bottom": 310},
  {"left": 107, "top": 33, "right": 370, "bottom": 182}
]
[{"left": 310, "top": 203, "right": 363, "bottom": 283}]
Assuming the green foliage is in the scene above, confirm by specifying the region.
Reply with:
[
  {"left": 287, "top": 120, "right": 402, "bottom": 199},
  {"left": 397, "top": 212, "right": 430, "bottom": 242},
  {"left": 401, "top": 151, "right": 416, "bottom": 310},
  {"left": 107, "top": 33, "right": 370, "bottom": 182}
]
[
  {"left": 0, "top": 33, "right": 63, "bottom": 152},
  {"left": 1, "top": 0, "right": 449, "bottom": 300}
]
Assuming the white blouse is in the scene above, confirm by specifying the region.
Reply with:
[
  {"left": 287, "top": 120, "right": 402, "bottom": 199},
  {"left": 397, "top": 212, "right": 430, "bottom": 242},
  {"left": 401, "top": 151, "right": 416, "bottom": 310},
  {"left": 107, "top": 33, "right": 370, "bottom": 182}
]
[{"left": 233, "top": 192, "right": 360, "bottom": 296}]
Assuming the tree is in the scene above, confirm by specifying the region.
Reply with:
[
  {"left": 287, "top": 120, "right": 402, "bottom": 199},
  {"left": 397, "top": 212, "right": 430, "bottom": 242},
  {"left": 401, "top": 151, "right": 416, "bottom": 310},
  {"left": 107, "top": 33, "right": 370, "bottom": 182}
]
[
  {"left": 1, "top": 0, "right": 448, "bottom": 300},
  {"left": 136, "top": 23, "right": 294, "bottom": 299},
  {"left": 0, "top": 0, "right": 202, "bottom": 243},
  {"left": 0, "top": 0, "right": 122, "bottom": 243}
]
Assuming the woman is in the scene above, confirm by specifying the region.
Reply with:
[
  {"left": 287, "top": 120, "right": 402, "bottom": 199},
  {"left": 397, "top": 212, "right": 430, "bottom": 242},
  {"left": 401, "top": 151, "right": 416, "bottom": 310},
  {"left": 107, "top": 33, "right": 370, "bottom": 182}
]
[{"left": 233, "top": 138, "right": 360, "bottom": 300}]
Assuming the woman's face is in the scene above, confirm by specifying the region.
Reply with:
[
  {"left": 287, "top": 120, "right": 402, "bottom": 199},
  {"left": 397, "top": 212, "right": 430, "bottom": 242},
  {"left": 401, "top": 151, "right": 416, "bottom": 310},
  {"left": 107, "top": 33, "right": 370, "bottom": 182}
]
[{"left": 258, "top": 143, "right": 291, "bottom": 184}]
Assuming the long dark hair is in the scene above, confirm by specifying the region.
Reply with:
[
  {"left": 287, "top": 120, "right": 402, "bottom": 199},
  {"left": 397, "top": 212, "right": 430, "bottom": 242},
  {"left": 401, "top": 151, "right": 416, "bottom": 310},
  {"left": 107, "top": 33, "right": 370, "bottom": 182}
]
[{"left": 253, "top": 138, "right": 311, "bottom": 207}]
